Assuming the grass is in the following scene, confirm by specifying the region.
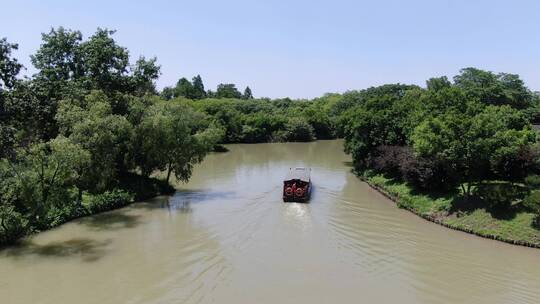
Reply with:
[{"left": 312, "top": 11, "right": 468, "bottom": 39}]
[{"left": 361, "top": 171, "right": 540, "bottom": 248}]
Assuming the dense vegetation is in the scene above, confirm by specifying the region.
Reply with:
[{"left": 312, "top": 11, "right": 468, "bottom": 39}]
[
  {"left": 0, "top": 27, "right": 341, "bottom": 245},
  {"left": 0, "top": 28, "right": 222, "bottom": 245},
  {"left": 3, "top": 26, "right": 540, "bottom": 247},
  {"left": 159, "top": 74, "right": 338, "bottom": 143},
  {"left": 338, "top": 70, "right": 540, "bottom": 245}
]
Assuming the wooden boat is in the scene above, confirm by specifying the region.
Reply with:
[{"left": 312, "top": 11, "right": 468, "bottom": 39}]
[{"left": 283, "top": 167, "right": 311, "bottom": 202}]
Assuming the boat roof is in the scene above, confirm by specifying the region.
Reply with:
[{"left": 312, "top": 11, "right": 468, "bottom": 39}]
[{"left": 284, "top": 167, "right": 310, "bottom": 182}]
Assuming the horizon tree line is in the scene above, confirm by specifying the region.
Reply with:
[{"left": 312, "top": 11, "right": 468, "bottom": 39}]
[{"left": 160, "top": 75, "right": 253, "bottom": 100}]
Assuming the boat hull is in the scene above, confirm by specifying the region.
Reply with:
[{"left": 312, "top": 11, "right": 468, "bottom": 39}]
[
  {"left": 282, "top": 183, "right": 311, "bottom": 202},
  {"left": 283, "top": 167, "right": 311, "bottom": 202}
]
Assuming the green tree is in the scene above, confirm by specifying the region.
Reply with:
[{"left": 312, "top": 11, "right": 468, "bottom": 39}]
[
  {"left": 412, "top": 105, "right": 535, "bottom": 198},
  {"left": 302, "top": 103, "right": 333, "bottom": 139},
  {"left": 0, "top": 160, "right": 28, "bottom": 243},
  {"left": 79, "top": 28, "right": 130, "bottom": 92},
  {"left": 206, "top": 90, "right": 216, "bottom": 98},
  {"left": 132, "top": 101, "right": 222, "bottom": 183},
  {"left": 0, "top": 38, "right": 23, "bottom": 90},
  {"left": 426, "top": 76, "right": 451, "bottom": 91},
  {"left": 454, "top": 67, "right": 532, "bottom": 109},
  {"left": 243, "top": 86, "right": 253, "bottom": 99},
  {"left": 27, "top": 27, "right": 160, "bottom": 141},
  {"left": 0, "top": 37, "right": 23, "bottom": 158},
  {"left": 130, "top": 56, "right": 160, "bottom": 95},
  {"left": 56, "top": 91, "right": 133, "bottom": 192},
  {"left": 10, "top": 136, "right": 90, "bottom": 226},
  {"left": 216, "top": 83, "right": 242, "bottom": 98},
  {"left": 160, "top": 86, "right": 175, "bottom": 100},
  {"left": 175, "top": 77, "right": 195, "bottom": 99},
  {"left": 30, "top": 27, "right": 84, "bottom": 85},
  {"left": 281, "top": 118, "right": 315, "bottom": 142},
  {"left": 341, "top": 85, "right": 415, "bottom": 168},
  {"left": 192, "top": 75, "right": 206, "bottom": 99}
]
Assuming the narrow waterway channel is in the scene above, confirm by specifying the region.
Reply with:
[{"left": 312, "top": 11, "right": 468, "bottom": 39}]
[{"left": 1, "top": 140, "right": 539, "bottom": 304}]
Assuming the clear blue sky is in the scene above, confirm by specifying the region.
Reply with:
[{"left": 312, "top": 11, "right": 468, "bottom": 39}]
[{"left": 2, "top": 0, "right": 539, "bottom": 98}]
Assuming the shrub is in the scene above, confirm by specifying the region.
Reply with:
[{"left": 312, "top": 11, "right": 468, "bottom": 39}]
[
  {"left": 0, "top": 206, "right": 29, "bottom": 245},
  {"left": 43, "top": 202, "right": 87, "bottom": 228},
  {"left": 401, "top": 155, "right": 458, "bottom": 191},
  {"left": 85, "top": 190, "right": 134, "bottom": 213},
  {"left": 369, "top": 145, "right": 457, "bottom": 191},
  {"left": 475, "top": 183, "right": 527, "bottom": 210},
  {"left": 491, "top": 145, "right": 540, "bottom": 183},
  {"left": 525, "top": 175, "right": 540, "bottom": 189},
  {"left": 400, "top": 155, "right": 436, "bottom": 189},
  {"left": 370, "top": 145, "right": 406, "bottom": 177},
  {"left": 282, "top": 118, "right": 315, "bottom": 142},
  {"left": 523, "top": 190, "right": 540, "bottom": 215}
]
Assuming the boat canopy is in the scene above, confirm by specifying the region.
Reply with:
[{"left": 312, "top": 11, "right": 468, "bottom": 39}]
[{"left": 284, "top": 167, "right": 310, "bottom": 182}]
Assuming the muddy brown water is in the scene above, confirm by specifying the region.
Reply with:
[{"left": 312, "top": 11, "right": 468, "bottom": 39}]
[{"left": 1, "top": 140, "right": 540, "bottom": 304}]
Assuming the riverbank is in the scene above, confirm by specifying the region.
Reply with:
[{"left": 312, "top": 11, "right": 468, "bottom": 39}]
[
  {"left": 0, "top": 174, "right": 175, "bottom": 247},
  {"left": 5, "top": 140, "right": 540, "bottom": 304},
  {"left": 360, "top": 171, "right": 540, "bottom": 248}
]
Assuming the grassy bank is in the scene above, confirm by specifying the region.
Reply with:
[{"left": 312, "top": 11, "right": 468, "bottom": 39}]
[
  {"left": 360, "top": 171, "right": 540, "bottom": 248},
  {"left": 0, "top": 174, "right": 175, "bottom": 247}
]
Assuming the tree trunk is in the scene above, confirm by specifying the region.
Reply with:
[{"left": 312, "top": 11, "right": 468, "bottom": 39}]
[
  {"left": 78, "top": 188, "right": 83, "bottom": 203},
  {"left": 461, "top": 183, "right": 472, "bottom": 202},
  {"left": 166, "top": 164, "right": 172, "bottom": 184},
  {"left": 0, "top": 216, "right": 9, "bottom": 233}
]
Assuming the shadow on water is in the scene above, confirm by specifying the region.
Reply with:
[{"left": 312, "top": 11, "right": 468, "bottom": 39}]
[
  {"left": 173, "top": 189, "right": 237, "bottom": 201},
  {"left": 78, "top": 212, "right": 143, "bottom": 231},
  {"left": 343, "top": 161, "right": 354, "bottom": 168},
  {"left": 133, "top": 189, "right": 237, "bottom": 211},
  {"left": 0, "top": 238, "right": 111, "bottom": 262}
]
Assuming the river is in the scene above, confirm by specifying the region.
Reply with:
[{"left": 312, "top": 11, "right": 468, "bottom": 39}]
[{"left": 1, "top": 140, "right": 540, "bottom": 304}]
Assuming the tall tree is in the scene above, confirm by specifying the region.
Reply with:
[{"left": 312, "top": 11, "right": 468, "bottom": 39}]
[
  {"left": 0, "top": 38, "right": 23, "bottom": 90},
  {"left": 175, "top": 77, "right": 194, "bottom": 99},
  {"left": 79, "top": 28, "right": 130, "bottom": 92},
  {"left": 56, "top": 90, "right": 133, "bottom": 192},
  {"left": 243, "top": 86, "right": 253, "bottom": 99},
  {"left": 132, "top": 101, "right": 222, "bottom": 183},
  {"left": 130, "top": 56, "right": 161, "bottom": 95},
  {"left": 191, "top": 75, "right": 206, "bottom": 99},
  {"left": 0, "top": 38, "right": 23, "bottom": 158},
  {"left": 30, "top": 27, "right": 84, "bottom": 85}
]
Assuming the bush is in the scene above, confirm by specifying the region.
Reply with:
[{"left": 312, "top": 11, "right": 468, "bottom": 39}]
[
  {"left": 282, "top": 118, "right": 315, "bottom": 142},
  {"left": 0, "top": 206, "right": 29, "bottom": 245},
  {"left": 43, "top": 202, "right": 87, "bottom": 228},
  {"left": 84, "top": 190, "right": 134, "bottom": 213},
  {"left": 474, "top": 183, "right": 527, "bottom": 210},
  {"left": 400, "top": 155, "right": 437, "bottom": 189},
  {"left": 523, "top": 190, "right": 540, "bottom": 215},
  {"left": 401, "top": 156, "right": 458, "bottom": 191},
  {"left": 370, "top": 145, "right": 408, "bottom": 177},
  {"left": 369, "top": 145, "right": 457, "bottom": 191},
  {"left": 525, "top": 175, "right": 540, "bottom": 189}
]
